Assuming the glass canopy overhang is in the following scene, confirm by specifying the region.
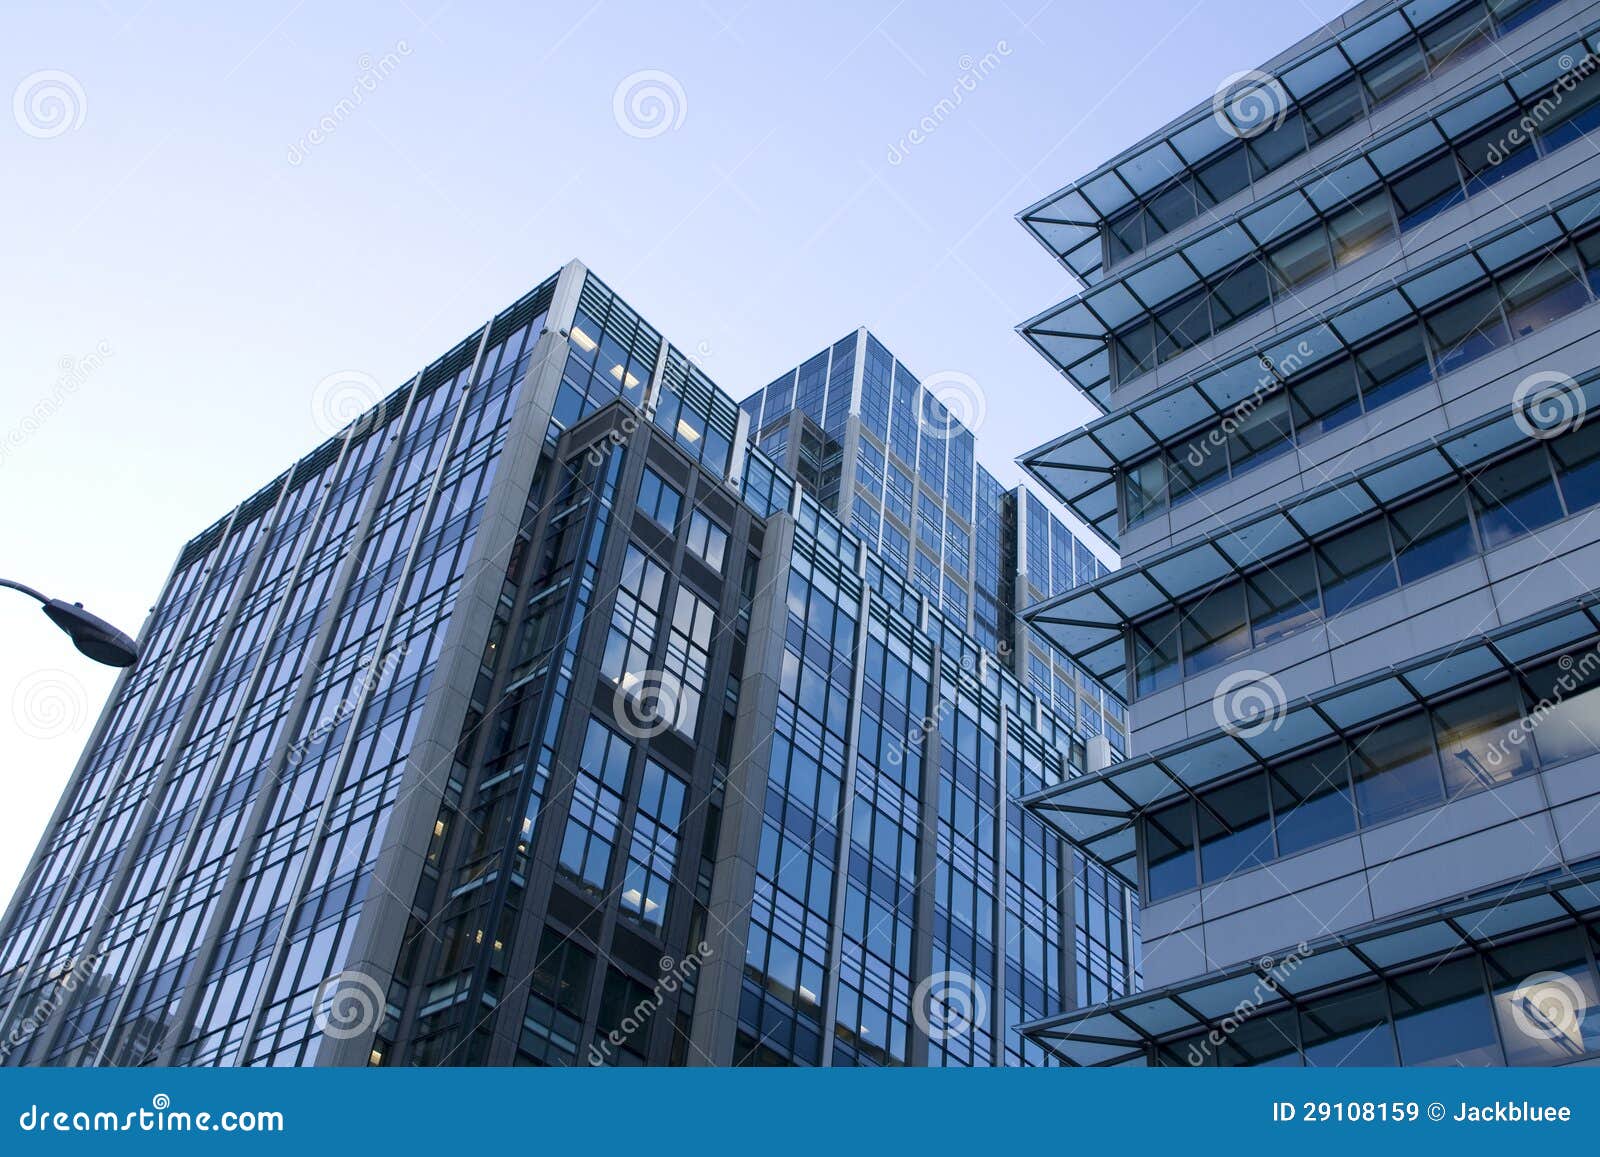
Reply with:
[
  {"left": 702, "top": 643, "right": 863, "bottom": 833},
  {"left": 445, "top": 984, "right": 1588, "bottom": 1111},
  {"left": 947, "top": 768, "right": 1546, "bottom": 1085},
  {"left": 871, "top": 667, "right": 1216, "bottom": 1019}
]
[
  {"left": 1026, "top": 371, "right": 1600, "bottom": 699},
  {"left": 1020, "top": 858, "right": 1600, "bottom": 1065},
  {"left": 1021, "top": 590, "right": 1600, "bottom": 888},
  {"left": 1021, "top": 179, "right": 1600, "bottom": 536},
  {"left": 1017, "top": 0, "right": 1580, "bottom": 284}
]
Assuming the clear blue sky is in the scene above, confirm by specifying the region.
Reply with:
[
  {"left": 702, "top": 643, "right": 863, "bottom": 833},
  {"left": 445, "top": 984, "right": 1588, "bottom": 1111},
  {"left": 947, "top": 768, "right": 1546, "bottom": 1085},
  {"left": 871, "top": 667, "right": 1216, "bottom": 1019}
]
[{"left": 0, "top": 0, "right": 1342, "bottom": 909}]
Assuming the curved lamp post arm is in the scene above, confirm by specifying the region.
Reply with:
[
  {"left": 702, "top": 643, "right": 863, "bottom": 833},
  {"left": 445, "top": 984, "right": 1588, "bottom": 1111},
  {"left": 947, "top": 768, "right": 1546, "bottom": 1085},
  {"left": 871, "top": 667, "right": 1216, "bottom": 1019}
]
[{"left": 0, "top": 576, "right": 140, "bottom": 668}]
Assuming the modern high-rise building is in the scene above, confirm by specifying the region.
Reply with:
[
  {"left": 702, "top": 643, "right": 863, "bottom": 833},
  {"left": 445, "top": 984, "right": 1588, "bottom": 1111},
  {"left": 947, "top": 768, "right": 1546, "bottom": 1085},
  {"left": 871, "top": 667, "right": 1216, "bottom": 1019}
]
[
  {"left": 1015, "top": 0, "right": 1600, "bottom": 1066},
  {"left": 740, "top": 330, "right": 1127, "bottom": 761},
  {"left": 0, "top": 261, "right": 1135, "bottom": 1069}
]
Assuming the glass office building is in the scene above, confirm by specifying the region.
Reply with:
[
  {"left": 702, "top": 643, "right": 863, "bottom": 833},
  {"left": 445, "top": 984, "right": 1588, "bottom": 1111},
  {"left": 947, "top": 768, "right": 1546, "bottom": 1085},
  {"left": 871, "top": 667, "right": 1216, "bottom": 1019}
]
[
  {"left": 740, "top": 330, "right": 1127, "bottom": 761},
  {"left": 1015, "top": 0, "right": 1600, "bottom": 1065},
  {"left": 0, "top": 261, "right": 1135, "bottom": 1068}
]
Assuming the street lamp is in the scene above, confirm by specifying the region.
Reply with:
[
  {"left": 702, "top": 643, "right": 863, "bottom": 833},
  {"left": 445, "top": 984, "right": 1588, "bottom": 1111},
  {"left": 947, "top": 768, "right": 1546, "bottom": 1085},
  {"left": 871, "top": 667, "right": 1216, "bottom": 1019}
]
[{"left": 0, "top": 578, "right": 139, "bottom": 668}]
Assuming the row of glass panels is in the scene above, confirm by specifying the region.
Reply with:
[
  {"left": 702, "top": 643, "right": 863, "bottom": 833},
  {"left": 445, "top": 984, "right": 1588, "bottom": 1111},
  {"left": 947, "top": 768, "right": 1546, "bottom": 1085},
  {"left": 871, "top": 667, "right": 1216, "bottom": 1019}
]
[
  {"left": 1143, "top": 649, "right": 1600, "bottom": 900},
  {"left": 1023, "top": 0, "right": 1562, "bottom": 282},
  {"left": 1126, "top": 240, "right": 1600, "bottom": 527},
  {"left": 1158, "top": 923, "right": 1600, "bottom": 1066},
  {"left": 1133, "top": 418, "right": 1600, "bottom": 697}
]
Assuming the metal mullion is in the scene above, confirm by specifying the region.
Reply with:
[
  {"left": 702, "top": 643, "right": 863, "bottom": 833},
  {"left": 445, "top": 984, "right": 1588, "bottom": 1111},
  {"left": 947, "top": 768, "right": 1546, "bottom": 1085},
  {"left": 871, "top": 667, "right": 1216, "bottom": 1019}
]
[
  {"left": 91, "top": 435, "right": 364, "bottom": 1066},
  {"left": 0, "top": 500, "right": 249, "bottom": 1044},
  {"left": 236, "top": 324, "right": 495, "bottom": 1062}
]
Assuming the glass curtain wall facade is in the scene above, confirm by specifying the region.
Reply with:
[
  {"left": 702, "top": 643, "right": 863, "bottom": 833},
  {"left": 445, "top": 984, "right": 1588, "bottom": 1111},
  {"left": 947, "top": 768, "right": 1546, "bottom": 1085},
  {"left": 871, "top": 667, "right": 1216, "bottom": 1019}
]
[
  {"left": 0, "top": 261, "right": 1135, "bottom": 1068},
  {"left": 739, "top": 331, "right": 1125, "bottom": 760},
  {"left": 1015, "top": 0, "right": 1600, "bottom": 1066}
]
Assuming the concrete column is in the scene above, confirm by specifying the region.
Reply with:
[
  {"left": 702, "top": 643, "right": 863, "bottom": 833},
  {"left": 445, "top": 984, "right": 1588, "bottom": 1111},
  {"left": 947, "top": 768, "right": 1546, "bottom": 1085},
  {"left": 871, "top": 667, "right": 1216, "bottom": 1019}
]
[{"left": 687, "top": 514, "right": 795, "bottom": 1064}]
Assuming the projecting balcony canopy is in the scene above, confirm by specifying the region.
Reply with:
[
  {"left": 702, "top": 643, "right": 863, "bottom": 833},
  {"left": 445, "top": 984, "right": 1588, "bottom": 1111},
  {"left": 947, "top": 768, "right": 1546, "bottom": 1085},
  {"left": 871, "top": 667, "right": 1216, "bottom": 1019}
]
[
  {"left": 1020, "top": 858, "right": 1600, "bottom": 1065},
  {"left": 1021, "top": 179, "right": 1600, "bottom": 541},
  {"left": 1021, "top": 589, "right": 1600, "bottom": 888},
  {"left": 1026, "top": 369, "right": 1600, "bottom": 699},
  {"left": 1017, "top": 0, "right": 1570, "bottom": 285}
]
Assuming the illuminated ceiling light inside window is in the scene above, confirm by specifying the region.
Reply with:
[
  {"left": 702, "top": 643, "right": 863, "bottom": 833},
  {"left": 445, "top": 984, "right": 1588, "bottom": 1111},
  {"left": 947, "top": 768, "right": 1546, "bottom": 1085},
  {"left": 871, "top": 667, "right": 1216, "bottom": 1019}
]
[
  {"left": 569, "top": 325, "right": 598, "bottom": 352},
  {"left": 609, "top": 364, "right": 640, "bottom": 389},
  {"left": 433, "top": 820, "right": 445, "bottom": 838},
  {"left": 676, "top": 419, "right": 702, "bottom": 442},
  {"left": 622, "top": 888, "right": 643, "bottom": 908}
]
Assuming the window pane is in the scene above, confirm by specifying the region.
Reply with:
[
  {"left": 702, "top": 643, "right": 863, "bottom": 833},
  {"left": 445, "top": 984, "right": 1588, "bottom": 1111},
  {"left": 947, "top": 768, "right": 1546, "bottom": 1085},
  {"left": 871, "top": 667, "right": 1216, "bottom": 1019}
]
[
  {"left": 1245, "top": 113, "right": 1308, "bottom": 174},
  {"left": 1391, "top": 957, "right": 1501, "bottom": 1067},
  {"left": 1147, "top": 179, "right": 1200, "bottom": 233},
  {"left": 1426, "top": 285, "right": 1509, "bottom": 375},
  {"left": 1317, "top": 519, "right": 1398, "bottom": 616},
  {"left": 1421, "top": 5, "right": 1492, "bottom": 69},
  {"left": 1552, "top": 422, "right": 1600, "bottom": 513},
  {"left": 1114, "top": 320, "right": 1156, "bottom": 380},
  {"left": 1268, "top": 225, "right": 1333, "bottom": 292},
  {"left": 1303, "top": 77, "right": 1365, "bottom": 142},
  {"left": 1391, "top": 486, "right": 1475, "bottom": 583},
  {"left": 1350, "top": 712, "right": 1443, "bottom": 825},
  {"left": 1270, "top": 744, "right": 1357, "bottom": 856},
  {"left": 1288, "top": 357, "right": 1361, "bottom": 439},
  {"left": 1487, "top": 930, "right": 1600, "bottom": 1065},
  {"left": 1354, "top": 323, "right": 1431, "bottom": 410},
  {"left": 1155, "top": 292, "right": 1213, "bottom": 363},
  {"left": 1181, "top": 582, "right": 1250, "bottom": 676},
  {"left": 1126, "top": 455, "right": 1168, "bottom": 523},
  {"left": 1433, "top": 678, "right": 1535, "bottom": 798},
  {"left": 1363, "top": 41, "right": 1426, "bottom": 105},
  {"left": 1524, "top": 652, "right": 1600, "bottom": 767},
  {"left": 1499, "top": 251, "right": 1589, "bottom": 340},
  {"left": 1195, "top": 145, "right": 1252, "bottom": 206},
  {"left": 1108, "top": 207, "right": 1145, "bottom": 264},
  {"left": 1198, "top": 772, "right": 1273, "bottom": 882},
  {"left": 1328, "top": 194, "right": 1394, "bottom": 267},
  {"left": 1134, "top": 611, "right": 1181, "bottom": 696},
  {"left": 1144, "top": 800, "right": 1196, "bottom": 900},
  {"left": 1220, "top": 1009, "right": 1302, "bottom": 1066},
  {"left": 1578, "top": 230, "right": 1600, "bottom": 297},
  {"left": 1538, "top": 69, "right": 1600, "bottom": 153},
  {"left": 1301, "top": 983, "right": 1396, "bottom": 1066},
  {"left": 1225, "top": 390, "right": 1294, "bottom": 472},
  {"left": 1168, "top": 434, "right": 1228, "bottom": 503},
  {"left": 1458, "top": 112, "right": 1539, "bottom": 195},
  {"left": 1391, "top": 152, "right": 1464, "bottom": 228},
  {"left": 1471, "top": 447, "right": 1563, "bottom": 549},
  {"left": 1211, "top": 259, "right": 1272, "bottom": 326},
  {"left": 1247, "top": 549, "right": 1320, "bottom": 647}
]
